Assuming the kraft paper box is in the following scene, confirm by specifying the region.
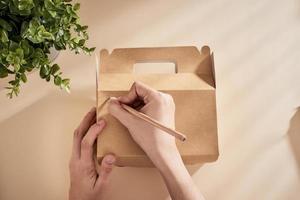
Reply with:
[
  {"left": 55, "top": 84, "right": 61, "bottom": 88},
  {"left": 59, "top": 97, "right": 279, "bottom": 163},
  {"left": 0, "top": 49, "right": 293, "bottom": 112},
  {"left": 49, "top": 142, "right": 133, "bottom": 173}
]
[{"left": 96, "top": 46, "right": 219, "bottom": 167}]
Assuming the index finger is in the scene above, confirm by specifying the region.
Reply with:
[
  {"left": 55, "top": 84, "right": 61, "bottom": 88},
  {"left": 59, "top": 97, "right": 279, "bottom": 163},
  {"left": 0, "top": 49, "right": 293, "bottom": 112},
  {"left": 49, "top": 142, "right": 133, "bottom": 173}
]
[
  {"left": 118, "top": 81, "right": 158, "bottom": 104},
  {"left": 80, "top": 120, "right": 106, "bottom": 164},
  {"left": 72, "top": 107, "right": 96, "bottom": 160}
]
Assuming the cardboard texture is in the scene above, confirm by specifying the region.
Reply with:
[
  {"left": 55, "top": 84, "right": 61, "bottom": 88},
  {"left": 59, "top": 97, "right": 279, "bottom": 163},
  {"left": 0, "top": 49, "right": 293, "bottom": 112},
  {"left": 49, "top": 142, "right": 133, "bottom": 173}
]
[{"left": 96, "top": 46, "right": 218, "bottom": 167}]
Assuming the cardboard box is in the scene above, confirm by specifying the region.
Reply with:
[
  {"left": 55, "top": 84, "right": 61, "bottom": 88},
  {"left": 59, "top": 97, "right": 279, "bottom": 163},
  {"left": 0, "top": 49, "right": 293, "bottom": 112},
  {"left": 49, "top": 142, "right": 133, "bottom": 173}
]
[{"left": 96, "top": 46, "right": 218, "bottom": 167}]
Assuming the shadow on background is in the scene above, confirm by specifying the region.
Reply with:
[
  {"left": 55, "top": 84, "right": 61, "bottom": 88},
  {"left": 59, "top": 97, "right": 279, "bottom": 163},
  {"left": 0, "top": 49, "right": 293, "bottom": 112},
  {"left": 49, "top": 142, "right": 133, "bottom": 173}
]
[
  {"left": 0, "top": 86, "right": 203, "bottom": 200},
  {"left": 0, "top": 90, "right": 95, "bottom": 200},
  {"left": 102, "top": 164, "right": 202, "bottom": 200},
  {"left": 287, "top": 107, "right": 300, "bottom": 172}
]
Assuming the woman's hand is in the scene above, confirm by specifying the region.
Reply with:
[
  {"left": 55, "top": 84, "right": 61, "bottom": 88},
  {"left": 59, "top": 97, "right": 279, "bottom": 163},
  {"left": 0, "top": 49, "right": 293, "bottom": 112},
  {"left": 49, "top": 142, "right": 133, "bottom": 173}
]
[
  {"left": 69, "top": 107, "right": 115, "bottom": 200},
  {"left": 107, "top": 82, "right": 204, "bottom": 200},
  {"left": 107, "top": 81, "right": 179, "bottom": 168}
]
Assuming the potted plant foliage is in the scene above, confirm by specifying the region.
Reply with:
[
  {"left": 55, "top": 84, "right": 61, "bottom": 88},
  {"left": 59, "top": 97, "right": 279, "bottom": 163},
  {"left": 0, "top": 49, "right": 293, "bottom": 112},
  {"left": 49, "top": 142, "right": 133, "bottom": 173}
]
[{"left": 0, "top": 0, "right": 95, "bottom": 98}]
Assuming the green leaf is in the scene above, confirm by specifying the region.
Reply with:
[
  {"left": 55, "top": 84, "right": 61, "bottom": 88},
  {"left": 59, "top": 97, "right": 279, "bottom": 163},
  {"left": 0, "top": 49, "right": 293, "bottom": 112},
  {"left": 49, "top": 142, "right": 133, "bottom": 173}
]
[
  {"left": 38, "top": 29, "right": 54, "bottom": 40},
  {"left": 44, "top": 0, "right": 56, "bottom": 10},
  {"left": 73, "top": 3, "right": 80, "bottom": 11},
  {"left": 0, "top": 65, "right": 9, "bottom": 78},
  {"left": 48, "top": 10, "right": 57, "bottom": 17},
  {"left": 9, "top": 41, "right": 19, "bottom": 51},
  {"left": 20, "top": 21, "right": 29, "bottom": 38},
  {"left": 81, "top": 25, "right": 88, "bottom": 31},
  {"left": 6, "top": 48, "right": 24, "bottom": 70},
  {"left": 40, "top": 65, "right": 49, "bottom": 78},
  {"left": 15, "top": 48, "right": 24, "bottom": 59},
  {"left": 61, "top": 78, "right": 70, "bottom": 92},
  {"left": 66, "top": 5, "right": 72, "bottom": 14},
  {"left": 20, "top": 40, "right": 30, "bottom": 56},
  {"left": 62, "top": 78, "right": 70, "bottom": 85},
  {"left": 1, "top": 0, "right": 94, "bottom": 98},
  {"left": 63, "top": 31, "right": 71, "bottom": 40},
  {"left": 0, "top": 1, "right": 7, "bottom": 9},
  {"left": 89, "top": 47, "right": 96, "bottom": 52},
  {"left": 22, "top": 18, "right": 54, "bottom": 43},
  {"left": 78, "top": 39, "right": 85, "bottom": 46},
  {"left": 0, "top": 19, "right": 13, "bottom": 32},
  {"left": 0, "top": 29, "right": 9, "bottom": 43},
  {"left": 54, "top": 75, "right": 61, "bottom": 85},
  {"left": 21, "top": 73, "right": 27, "bottom": 83},
  {"left": 17, "top": 0, "right": 35, "bottom": 11},
  {"left": 14, "top": 64, "right": 20, "bottom": 72},
  {"left": 50, "top": 64, "right": 60, "bottom": 75}
]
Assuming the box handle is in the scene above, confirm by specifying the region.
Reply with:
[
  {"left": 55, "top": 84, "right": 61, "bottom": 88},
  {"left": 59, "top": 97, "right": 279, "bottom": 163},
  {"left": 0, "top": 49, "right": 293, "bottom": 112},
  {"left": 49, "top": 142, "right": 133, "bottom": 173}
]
[{"left": 99, "top": 46, "right": 211, "bottom": 74}]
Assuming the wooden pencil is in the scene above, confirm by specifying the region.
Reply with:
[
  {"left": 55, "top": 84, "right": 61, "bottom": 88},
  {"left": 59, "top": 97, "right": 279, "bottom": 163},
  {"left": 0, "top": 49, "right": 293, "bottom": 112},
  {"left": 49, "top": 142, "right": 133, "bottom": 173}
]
[{"left": 121, "top": 104, "right": 187, "bottom": 142}]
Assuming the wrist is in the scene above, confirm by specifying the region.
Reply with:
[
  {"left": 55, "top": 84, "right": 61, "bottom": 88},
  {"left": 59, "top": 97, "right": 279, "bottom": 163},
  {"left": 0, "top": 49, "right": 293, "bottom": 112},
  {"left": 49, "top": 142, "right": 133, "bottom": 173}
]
[
  {"left": 148, "top": 144, "right": 183, "bottom": 172},
  {"left": 154, "top": 148, "right": 193, "bottom": 187}
]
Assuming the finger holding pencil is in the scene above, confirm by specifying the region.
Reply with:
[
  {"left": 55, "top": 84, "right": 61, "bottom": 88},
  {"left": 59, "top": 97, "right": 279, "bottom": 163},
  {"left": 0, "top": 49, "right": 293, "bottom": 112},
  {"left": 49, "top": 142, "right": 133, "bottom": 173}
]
[{"left": 107, "top": 81, "right": 185, "bottom": 161}]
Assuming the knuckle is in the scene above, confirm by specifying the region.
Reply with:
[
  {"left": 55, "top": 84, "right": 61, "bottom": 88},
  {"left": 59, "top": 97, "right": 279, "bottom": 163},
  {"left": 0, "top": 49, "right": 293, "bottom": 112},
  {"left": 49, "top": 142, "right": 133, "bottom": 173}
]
[
  {"left": 83, "top": 113, "right": 90, "bottom": 121},
  {"left": 152, "top": 91, "right": 163, "bottom": 101},
  {"left": 155, "top": 92, "right": 174, "bottom": 106},
  {"left": 166, "top": 94, "right": 175, "bottom": 106},
  {"left": 81, "top": 138, "right": 92, "bottom": 149},
  {"left": 164, "top": 93, "right": 174, "bottom": 102},
  {"left": 133, "top": 81, "right": 142, "bottom": 88},
  {"left": 107, "top": 101, "right": 118, "bottom": 115},
  {"left": 73, "top": 128, "right": 80, "bottom": 138},
  {"left": 133, "top": 81, "right": 138, "bottom": 87},
  {"left": 132, "top": 81, "right": 140, "bottom": 91}
]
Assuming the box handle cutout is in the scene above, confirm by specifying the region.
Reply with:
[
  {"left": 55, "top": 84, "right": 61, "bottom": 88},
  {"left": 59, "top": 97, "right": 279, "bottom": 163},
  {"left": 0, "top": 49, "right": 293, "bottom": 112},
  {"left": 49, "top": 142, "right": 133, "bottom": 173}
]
[{"left": 133, "top": 62, "right": 177, "bottom": 74}]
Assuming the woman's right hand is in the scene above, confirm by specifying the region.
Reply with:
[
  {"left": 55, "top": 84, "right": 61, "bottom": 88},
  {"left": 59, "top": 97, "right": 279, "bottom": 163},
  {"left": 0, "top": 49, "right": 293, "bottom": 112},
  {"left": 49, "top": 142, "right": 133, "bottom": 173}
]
[
  {"left": 107, "top": 81, "right": 180, "bottom": 167},
  {"left": 107, "top": 82, "right": 204, "bottom": 200}
]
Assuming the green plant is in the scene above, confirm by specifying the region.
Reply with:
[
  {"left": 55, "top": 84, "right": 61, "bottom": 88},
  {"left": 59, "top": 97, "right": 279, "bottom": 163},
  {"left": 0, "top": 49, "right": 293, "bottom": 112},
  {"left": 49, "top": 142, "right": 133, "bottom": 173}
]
[{"left": 0, "top": 0, "right": 95, "bottom": 98}]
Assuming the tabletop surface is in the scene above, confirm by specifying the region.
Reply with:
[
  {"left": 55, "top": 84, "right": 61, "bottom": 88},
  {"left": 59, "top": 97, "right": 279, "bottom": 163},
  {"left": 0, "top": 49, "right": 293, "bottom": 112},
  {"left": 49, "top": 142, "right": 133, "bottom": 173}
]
[{"left": 0, "top": 0, "right": 300, "bottom": 199}]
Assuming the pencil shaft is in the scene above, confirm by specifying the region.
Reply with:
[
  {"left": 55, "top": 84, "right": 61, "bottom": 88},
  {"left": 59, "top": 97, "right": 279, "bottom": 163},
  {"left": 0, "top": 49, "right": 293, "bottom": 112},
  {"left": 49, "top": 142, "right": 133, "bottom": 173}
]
[{"left": 121, "top": 104, "right": 186, "bottom": 141}]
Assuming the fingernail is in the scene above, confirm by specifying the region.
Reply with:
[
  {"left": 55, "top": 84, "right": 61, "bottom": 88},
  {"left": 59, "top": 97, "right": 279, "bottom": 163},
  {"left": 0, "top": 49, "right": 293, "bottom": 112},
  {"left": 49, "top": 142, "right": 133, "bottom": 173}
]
[
  {"left": 97, "top": 119, "right": 105, "bottom": 126},
  {"left": 110, "top": 96, "right": 117, "bottom": 101},
  {"left": 109, "top": 97, "right": 120, "bottom": 105},
  {"left": 106, "top": 156, "right": 116, "bottom": 165}
]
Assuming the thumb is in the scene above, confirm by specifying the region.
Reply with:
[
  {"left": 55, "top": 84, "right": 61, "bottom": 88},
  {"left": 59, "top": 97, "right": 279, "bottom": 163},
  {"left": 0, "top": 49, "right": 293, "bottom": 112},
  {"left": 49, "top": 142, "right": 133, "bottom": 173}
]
[
  {"left": 96, "top": 154, "right": 116, "bottom": 187},
  {"left": 107, "top": 97, "right": 136, "bottom": 128}
]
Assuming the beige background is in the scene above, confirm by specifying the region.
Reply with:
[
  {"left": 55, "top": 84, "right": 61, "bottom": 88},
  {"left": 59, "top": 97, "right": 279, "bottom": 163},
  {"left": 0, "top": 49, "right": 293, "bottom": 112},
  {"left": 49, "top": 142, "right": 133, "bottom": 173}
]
[{"left": 1, "top": 0, "right": 300, "bottom": 199}]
